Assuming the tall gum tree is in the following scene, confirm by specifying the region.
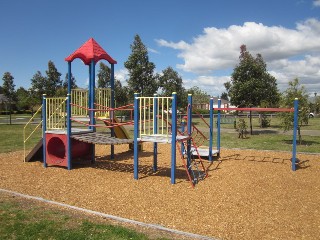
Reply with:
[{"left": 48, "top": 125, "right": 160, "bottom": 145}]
[
  {"left": 2, "top": 72, "right": 16, "bottom": 124},
  {"left": 225, "top": 45, "right": 280, "bottom": 134},
  {"left": 124, "top": 34, "right": 158, "bottom": 97},
  {"left": 159, "top": 67, "right": 187, "bottom": 109}
]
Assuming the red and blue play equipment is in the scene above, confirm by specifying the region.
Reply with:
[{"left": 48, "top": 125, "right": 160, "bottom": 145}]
[{"left": 42, "top": 38, "right": 117, "bottom": 169}]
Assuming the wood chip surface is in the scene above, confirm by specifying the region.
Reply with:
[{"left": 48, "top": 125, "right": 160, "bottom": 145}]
[{"left": 1, "top": 144, "right": 319, "bottom": 240}]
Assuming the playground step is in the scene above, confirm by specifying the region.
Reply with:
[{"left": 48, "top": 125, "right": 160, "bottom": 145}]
[{"left": 191, "top": 147, "right": 219, "bottom": 157}]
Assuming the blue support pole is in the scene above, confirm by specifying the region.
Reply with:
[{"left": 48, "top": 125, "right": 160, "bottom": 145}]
[
  {"left": 90, "top": 60, "right": 95, "bottom": 163},
  {"left": 217, "top": 99, "right": 221, "bottom": 155},
  {"left": 153, "top": 94, "right": 158, "bottom": 172},
  {"left": 42, "top": 94, "right": 47, "bottom": 168},
  {"left": 209, "top": 98, "right": 214, "bottom": 161},
  {"left": 67, "top": 62, "right": 72, "bottom": 170},
  {"left": 171, "top": 92, "right": 177, "bottom": 184},
  {"left": 67, "top": 62, "right": 72, "bottom": 95},
  {"left": 110, "top": 63, "right": 115, "bottom": 159},
  {"left": 133, "top": 93, "right": 139, "bottom": 180},
  {"left": 292, "top": 98, "right": 299, "bottom": 171},
  {"left": 187, "top": 94, "right": 192, "bottom": 170},
  {"left": 67, "top": 94, "right": 72, "bottom": 170}
]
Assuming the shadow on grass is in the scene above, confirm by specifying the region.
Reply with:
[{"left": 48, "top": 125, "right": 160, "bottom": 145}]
[{"left": 282, "top": 139, "right": 319, "bottom": 146}]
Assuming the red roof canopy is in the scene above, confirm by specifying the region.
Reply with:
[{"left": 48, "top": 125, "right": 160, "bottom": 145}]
[{"left": 65, "top": 38, "right": 117, "bottom": 65}]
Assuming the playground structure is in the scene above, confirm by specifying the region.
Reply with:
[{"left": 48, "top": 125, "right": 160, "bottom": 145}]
[
  {"left": 23, "top": 38, "right": 300, "bottom": 188},
  {"left": 24, "top": 38, "right": 134, "bottom": 169},
  {"left": 133, "top": 93, "right": 210, "bottom": 187},
  {"left": 23, "top": 38, "right": 209, "bottom": 187}
]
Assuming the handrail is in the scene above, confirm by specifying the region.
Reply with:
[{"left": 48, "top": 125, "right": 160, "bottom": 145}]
[
  {"left": 23, "top": 105, "right": 43, "bottom": 162},
  {"left": 46, "top": 97, "right": 68, "bottom": 130}
]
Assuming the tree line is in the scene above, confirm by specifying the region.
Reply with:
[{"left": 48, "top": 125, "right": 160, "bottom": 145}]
[{"left": 1, "top": 35, "right": 319, "bottom": 134}]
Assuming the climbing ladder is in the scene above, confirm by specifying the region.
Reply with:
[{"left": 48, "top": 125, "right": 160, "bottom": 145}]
[{"left": 177, "top": 138, "right": 207, "bottom": 188}]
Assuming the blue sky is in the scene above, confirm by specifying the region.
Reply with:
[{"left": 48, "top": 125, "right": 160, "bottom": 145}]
[{"left": 1, "top": 0, "right": 320, "bottom": 97}]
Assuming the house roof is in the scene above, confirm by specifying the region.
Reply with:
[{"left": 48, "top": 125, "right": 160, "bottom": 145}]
[
  {"left": 65, "top": 38, "right": 117, "bottom": 65},
  {"left": 210, "top": 97, "right": 230, "bottom": 105}
]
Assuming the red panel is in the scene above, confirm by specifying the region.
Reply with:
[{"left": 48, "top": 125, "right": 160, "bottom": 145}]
[{"left": 45, "top": 133, "right": 92, "bottom": 167}]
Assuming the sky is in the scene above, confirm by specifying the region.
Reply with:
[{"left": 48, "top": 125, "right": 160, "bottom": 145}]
[{"left": 1, "top": 0, "right": 320, "bottom": 97}]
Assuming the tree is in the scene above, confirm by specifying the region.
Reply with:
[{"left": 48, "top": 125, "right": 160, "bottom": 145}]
[
  {"left": 187, "top": 86, "right": 209, "bottom": 105},
  {"left": 279, "top": 78, "right": 310, "bottom": 144},
  {"left": 159, "top": 67, "right": 187, "bottom": 108},
  {"left": 225, "top": 45, "right": 280, "bottom": 134},
  {"left": 220, "top": 92, "right": 229, "bottom": 101},
  {"left": 114, "top": 80, "right": 128, "bottom": 107},
  {"left": 58, "top": 73, "right": 78, "bottom": 96},
  {"left": 62, "top": 73, "right": 77, "bottom": 90},
  {"left": 45, "top": 60, "right": 62, "bottom": 97},
  {"left": 30, "top": 71, "right": 47, "bottom": 105},
  {"left": 227, "top": 45, "right": 280, "bottom": 107},
  {"left": 124, "top": 34, "right": 158, "bottom": 97},
  {"left": 2, "top": 72, "right": 16, "bottom": 124},
  {"left": 97, "top": 62, "right": 111, "bottom": 88},
  {"left": 309, "top": 92, "right": 319, "bottom": 114},
  {"left": 16, "top": 87, "right": 30, "bottom": 111},
  {"left": 2, "top": 72, "right": 16, "bottom": 102}
]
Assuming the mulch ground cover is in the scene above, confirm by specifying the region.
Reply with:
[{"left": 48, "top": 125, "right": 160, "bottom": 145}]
[{"left": 1, "top": 143, "right": 319, "bottom": 240}]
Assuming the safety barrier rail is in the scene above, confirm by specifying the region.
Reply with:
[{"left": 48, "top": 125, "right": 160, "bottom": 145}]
[
  {"left": 45, "top": 97, "right": 68, "bottom": 130},
  {"left": 137, "top": 96, "right": 173, "bottom": 137},
  {"left": 23, "top": 105, "right": 43, "bottom": 162},
  {"left": 71, "top": 88, "right": 111, "bottom": 117}
]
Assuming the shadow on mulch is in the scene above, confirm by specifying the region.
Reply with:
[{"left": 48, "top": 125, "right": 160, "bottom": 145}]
[
  {"left": 85, "top": 150, "right": 191, "bottom": 182},
  {"left": 204, "top": 153, "right": 311, "bottom": 172}
]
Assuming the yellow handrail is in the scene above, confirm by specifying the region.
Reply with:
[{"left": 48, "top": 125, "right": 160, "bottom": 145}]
[
  {"left": 23, "top": 105, "right": 43, "bottom": 162},
  {"left": 46, "top": 97, "right": 67, "bottom": 130},
  {"left": 137, "top": 96, "right": 172, "bottom": 138}
]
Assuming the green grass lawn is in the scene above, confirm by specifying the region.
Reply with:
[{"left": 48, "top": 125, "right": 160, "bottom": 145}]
[
  {"left": 1, "top": 115, "right": 319, "bottom": 154},
  {"left": 0, "top": 194, "right": 168, "bottom": 240},
  {"left": 188, "top": 116, "right": 320, "bottom": 153}
]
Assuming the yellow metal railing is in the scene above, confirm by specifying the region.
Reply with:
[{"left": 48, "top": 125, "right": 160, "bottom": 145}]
[
  {"left": 138, "top": 96, "right": 172, "bottom": 137},
  {"left": 23, "top": 105, "right": 43, "bottom": 162},
  {"left": 45, "top": 97, "right": 68, "bottom": 130},
  {"left": 71, "top": 88, "right": 111, "bottom": 117},
  {"left": 71, "top": 89, "right": 88, "bottom": 116}
]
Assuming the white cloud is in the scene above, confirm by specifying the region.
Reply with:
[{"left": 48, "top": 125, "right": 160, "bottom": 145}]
[
  {"left": 313, "top": 0, "right": 320, "bottom": 7},
  {"left": 157, "top": 18, "right": 320, "bottom": 95},
  {"left": 148, "top": 47, "right": 160, "bottom": 54},
  {"left": 115, "top": 68, "right": 128, "bottom": 86},
  {"left": 184, "top": 75, "right": 231, "bottom": 97}
]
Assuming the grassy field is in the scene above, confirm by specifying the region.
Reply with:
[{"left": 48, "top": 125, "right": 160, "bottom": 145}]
[
  {"left": 190, "top": 116, "right": 320, "bottom": 153},
  {"left": 2, "top": 115, "right": 320, "bottom": 154},
  {"left": 0, "top": 194, "right": 168, "bottom": 240}
]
